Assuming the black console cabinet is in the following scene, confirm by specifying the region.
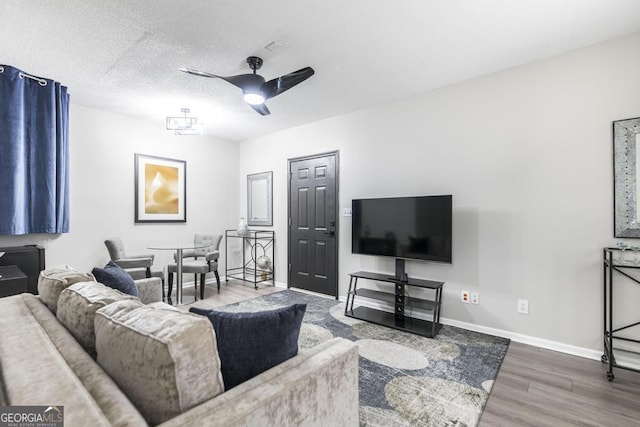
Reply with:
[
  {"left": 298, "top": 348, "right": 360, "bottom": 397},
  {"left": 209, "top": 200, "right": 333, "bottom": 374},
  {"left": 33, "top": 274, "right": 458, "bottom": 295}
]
[
  {"left": 0, "top": 245, "right": 45, "bottom": 295},
  {"left": 0, "top": 265, "right": 28, "bottom": 297},
  {"left": 345, "top": 270, "right": 444, "bottom": 338}
]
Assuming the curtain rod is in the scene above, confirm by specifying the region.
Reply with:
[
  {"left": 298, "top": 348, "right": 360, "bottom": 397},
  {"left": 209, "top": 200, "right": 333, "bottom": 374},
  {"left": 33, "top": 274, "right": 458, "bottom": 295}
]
[
  {"left": 0, "top": 66, "right": 48, "bottom": 86},
  {"left": 20, "top": 72, "right": 47, "bottom": 86}
]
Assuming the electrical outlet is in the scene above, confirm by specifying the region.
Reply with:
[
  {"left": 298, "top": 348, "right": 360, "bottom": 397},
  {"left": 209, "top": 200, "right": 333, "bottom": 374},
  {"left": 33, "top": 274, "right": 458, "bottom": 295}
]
[
  {"left": 470, "top": 292, "right": 479, "bottom": 305},
  {"left": 461, "top": 290, "right": 470, "bottom": 303},
  {"left": 343, "top": 208, "right": 352, "bottom": 217},
  {"left": 517, "top": 299, "right": 529, "bottom": 314}
]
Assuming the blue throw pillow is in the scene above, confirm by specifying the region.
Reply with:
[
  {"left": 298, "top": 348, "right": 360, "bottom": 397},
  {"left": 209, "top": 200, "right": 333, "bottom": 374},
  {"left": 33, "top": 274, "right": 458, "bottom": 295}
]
[
  {"left": 189, "top": 304, "right": 306, "bottom": 389},
  {"left": 92, "top": 261, "right": 139, "bottom": 297}
]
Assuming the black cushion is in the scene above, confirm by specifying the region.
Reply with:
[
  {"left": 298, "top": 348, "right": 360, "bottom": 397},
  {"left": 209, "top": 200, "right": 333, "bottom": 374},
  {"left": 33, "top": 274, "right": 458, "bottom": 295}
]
[
  {"left": 92, "top": 261, "right": 139, "bottom": 297},
  {"left": 190, "top": 304, "right": 307, "bottom": 389}
]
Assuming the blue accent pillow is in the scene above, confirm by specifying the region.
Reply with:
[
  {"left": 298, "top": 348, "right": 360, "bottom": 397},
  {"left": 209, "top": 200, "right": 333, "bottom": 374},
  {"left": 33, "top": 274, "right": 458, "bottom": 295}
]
[
  {"left": 190, "top": 304, "right": 306, "bottom": 389},
  {"left": 92, "top": 261, "right": 139, "bottom": 297}
]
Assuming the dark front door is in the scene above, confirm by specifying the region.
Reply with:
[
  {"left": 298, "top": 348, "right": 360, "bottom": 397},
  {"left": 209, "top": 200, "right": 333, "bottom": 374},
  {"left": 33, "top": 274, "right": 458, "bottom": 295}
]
[{"left": 288, "top": 152, "right": 338, "bottom": 297}]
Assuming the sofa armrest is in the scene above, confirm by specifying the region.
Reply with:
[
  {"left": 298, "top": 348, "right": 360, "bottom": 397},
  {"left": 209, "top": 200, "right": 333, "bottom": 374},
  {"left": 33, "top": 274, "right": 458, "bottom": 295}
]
[
  {"left": 158, "top": 337, "right": 359, "bottom": 427},
  {"left": 134, "top": 277, "right": 162, "bottom": 304}
]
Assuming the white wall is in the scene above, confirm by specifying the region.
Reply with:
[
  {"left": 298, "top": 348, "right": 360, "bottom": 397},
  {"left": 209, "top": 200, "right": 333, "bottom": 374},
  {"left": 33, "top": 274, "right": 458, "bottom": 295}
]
[
  {"left": 237, "top": 32, "right": 640, "bottom": 351},
  {"left": 2, "top": 32, "right": 637, "bottom": 353},
  {"left": 0, "top": 105, "right": 239, "bottom": 273}
]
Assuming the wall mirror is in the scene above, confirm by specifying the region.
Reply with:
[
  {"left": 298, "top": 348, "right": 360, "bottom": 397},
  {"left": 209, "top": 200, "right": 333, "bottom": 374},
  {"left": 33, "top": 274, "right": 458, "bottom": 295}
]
[
  {"left": 248, "top": 171, "right": 273, "bottom": 226},
  {"left": 614, "top": 117, "right": 640, "bottom": 237}
]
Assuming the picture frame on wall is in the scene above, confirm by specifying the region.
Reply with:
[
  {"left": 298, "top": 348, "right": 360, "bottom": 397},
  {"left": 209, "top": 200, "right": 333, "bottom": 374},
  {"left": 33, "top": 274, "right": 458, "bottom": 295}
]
[
  {"left": 613, "top": 117, "right": 640, "bottom": 237},
  {"left": 134, "top": 153, "right": 186, "bottom": 223},
  {"left": 247, "top": 171, "right": 273, "bottom": 226}
]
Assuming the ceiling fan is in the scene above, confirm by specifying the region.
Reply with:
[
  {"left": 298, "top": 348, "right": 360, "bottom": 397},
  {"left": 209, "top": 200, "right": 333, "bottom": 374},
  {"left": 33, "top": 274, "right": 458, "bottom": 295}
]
[{"left": 179, "top": 56, "right": 315, "bottom": 116}]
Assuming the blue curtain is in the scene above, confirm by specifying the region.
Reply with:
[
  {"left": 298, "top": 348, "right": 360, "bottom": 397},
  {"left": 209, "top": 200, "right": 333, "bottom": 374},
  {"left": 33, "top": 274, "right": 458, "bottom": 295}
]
[{"left": 0, "top": 65, "right": 69, "bottom": 235}]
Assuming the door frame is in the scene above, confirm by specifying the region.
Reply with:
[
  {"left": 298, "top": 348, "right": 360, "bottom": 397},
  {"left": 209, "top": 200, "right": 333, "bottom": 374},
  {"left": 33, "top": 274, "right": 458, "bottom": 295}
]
[{"left": 287, "top": 150, "right": 340, "bottom": 298}]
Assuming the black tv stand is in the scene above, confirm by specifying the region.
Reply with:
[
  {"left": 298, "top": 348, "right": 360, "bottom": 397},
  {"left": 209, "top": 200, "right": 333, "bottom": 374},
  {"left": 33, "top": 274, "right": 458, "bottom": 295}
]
[
  {"left": 345, "top": 269, "right": 444, "bottom": 338},
  {"left": 395, "top": 258, "right": 406, "bottom": 280}
]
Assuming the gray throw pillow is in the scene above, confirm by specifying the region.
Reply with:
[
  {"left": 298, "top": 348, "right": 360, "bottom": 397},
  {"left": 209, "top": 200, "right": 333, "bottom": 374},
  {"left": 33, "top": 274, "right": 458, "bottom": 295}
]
[{"left": 189, "top": 304, "right": 306, "bottom": 389}]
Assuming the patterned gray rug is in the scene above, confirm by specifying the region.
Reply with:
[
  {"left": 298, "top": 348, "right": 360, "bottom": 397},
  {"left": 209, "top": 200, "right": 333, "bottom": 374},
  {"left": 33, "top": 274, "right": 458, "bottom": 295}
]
[{"left": 198, "top": 289, "right": 509, "bottom": 426}]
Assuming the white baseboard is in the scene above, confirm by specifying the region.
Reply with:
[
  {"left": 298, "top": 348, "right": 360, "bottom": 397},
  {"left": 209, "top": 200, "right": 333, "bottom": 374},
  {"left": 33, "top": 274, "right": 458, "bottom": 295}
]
[
  {"left": 211, "top": 280, "right": 602, "bottom": 361},
  {"left": 440, "top": 317, "right": 602, "bottom": 361},
  {"left": 335, "top": 295, "right": 602, "bottom": 361}
]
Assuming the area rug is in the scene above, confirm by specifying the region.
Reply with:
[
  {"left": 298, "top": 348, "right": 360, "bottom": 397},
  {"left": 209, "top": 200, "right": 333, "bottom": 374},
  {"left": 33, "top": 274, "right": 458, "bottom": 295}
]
[{"left": 196, "top": 290, "right": 509, "bottom": 426}]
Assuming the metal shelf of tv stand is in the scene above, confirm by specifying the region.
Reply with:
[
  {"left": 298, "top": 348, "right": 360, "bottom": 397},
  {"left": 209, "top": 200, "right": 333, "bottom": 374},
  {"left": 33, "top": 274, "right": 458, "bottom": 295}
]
[{"left": 345, "top": 271, "right": 444, "bottom": 338}]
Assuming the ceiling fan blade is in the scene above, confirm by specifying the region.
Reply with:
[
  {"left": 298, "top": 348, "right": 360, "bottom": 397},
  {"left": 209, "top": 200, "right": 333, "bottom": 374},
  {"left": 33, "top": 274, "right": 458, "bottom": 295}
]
[
  {"left": 182, "top": 58, "right": 311, "bottom": 115},
  {"left": 250, "top": 103, "right": 271, "bottom": 116},
  {"left": 220, "top": 74, "right": 265, "bottom": 91},
  {"left": 179, "top": 68, "right": 220, "bottom": 78},
  {"left": 261, "top": 67, "right": 315, "bottom": 100},
  {"left": 180, "top": 69, "right": 265, "bottom": 91}
]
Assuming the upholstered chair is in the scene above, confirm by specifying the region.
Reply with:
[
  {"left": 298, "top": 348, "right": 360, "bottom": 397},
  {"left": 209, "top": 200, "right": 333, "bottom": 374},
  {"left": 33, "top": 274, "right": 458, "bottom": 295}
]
[
  {"left": 167, "top": 234, "right": 222, "bottom": 301},
  {"left": 104, "top": 237, "right": 165, "bottom": 298}
]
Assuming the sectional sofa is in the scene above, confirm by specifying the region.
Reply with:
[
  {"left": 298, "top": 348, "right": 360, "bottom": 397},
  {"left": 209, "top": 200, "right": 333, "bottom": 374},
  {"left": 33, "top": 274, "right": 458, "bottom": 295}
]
[{"left": 0, "top": 267, "right": 359, "bottom": 426}]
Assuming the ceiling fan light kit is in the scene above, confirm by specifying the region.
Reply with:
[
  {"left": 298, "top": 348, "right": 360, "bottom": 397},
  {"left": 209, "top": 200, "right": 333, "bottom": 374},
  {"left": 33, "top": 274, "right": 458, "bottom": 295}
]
[
  {"left": 243, "top": 91, "right": 265, "bottom": 105},
  {"left": 180, "top": 56, "right": 314, "bottom": 115},
  {"left": 166, "top": 108, "right": 203, "bottom": 135}
]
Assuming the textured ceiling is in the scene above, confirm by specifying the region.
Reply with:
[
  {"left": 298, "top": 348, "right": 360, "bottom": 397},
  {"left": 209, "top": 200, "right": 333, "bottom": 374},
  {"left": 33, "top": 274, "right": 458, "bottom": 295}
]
[{"left": 2, "top": 0, "right": 640, "bottom": 141}]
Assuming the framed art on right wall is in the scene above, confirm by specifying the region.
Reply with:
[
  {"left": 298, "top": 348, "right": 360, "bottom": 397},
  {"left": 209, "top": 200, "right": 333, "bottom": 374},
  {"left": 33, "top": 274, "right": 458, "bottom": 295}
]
[
  {"left": 247, "top": 171, "right": 273, "bottom": 226},
  {"left": 613, "top": 117, "right": 640, "bottom": 238}
]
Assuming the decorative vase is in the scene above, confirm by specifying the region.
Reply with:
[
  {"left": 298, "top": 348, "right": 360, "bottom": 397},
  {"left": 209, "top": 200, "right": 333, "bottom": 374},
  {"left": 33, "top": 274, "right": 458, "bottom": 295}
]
[
  {"left": 256, "top": 255, "right": 272, "bottom": 270},
  {"left": 237, "top": 217, "right": 249, "bottom": 236}
]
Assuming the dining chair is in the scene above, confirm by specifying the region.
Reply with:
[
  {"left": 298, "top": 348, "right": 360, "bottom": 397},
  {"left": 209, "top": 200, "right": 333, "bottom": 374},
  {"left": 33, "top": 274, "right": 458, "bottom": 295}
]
[
  {"left": 167, "top": 234, "right": 222, "bottom": 300},
  {"left": 104, "top": 237, "right": 166, "bottom": 298}
]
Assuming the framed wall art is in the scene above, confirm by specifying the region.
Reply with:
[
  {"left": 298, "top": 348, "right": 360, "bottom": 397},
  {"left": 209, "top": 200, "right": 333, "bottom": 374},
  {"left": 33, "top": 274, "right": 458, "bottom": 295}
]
[
  {"left": 247, "top": 171, "right": 273, "bottom": 226},
  {"left": 613, "top": 117, "right": 640, "bottom": 237},
  {"left": 134, "top": 154, "right": 186, "bottom": 223}
]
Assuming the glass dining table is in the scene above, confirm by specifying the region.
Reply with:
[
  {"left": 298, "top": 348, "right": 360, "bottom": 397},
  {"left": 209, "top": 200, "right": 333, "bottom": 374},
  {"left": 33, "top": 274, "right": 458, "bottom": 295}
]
[{"left": 147, "top": 243, "right": 208, "bottom": 305}]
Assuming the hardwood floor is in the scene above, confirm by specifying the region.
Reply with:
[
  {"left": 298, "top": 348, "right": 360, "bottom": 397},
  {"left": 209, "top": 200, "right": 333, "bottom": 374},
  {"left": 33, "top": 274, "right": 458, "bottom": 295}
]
[
  {"left": 179, "top": 281, "right": 640, "bottom": 426},
  {"left": 480, "top": 341, "right": 640, "bottom": 426},
  {"left": 168, "top": 278, "right": 281, "bottom": 310}
]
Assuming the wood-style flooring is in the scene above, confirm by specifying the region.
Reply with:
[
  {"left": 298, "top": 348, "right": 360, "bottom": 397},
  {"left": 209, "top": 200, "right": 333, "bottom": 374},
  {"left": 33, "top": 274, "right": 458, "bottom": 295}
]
[
  {"left": 183, "top": 280, "right": 640, "bottom": 426},
  {"left": 168, "top": 278, "right": 280, "bottom": 311},
  {"left": 480, "top": 341, "right": 640, "bottom": 426}
]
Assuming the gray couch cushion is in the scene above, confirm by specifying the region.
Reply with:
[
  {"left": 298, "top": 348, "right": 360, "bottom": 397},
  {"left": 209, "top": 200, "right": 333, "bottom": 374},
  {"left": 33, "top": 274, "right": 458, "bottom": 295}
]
[
  {"left": 95, "top": 300, "right": 224, "bottom": 425},
  {"left": 0, "top": 294, "right": 147, "bottom": 427},
  {"left": 134, "top": 277, "right": 163, "bottom": 304},
  {"left": 37, "top": 265, "right": 96, "bottom": 314},
  {"left": 56, "top": 281, "right": 139, "bottom": 357},
  {"left": 0, "top": 359, "right": 6, "bottom": 406}
]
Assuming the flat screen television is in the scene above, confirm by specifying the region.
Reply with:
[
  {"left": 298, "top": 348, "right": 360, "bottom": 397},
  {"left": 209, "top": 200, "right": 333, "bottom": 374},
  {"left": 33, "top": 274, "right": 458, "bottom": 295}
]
[{"left": 352, "top": 195, "right": 452, "bottom": 264}]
